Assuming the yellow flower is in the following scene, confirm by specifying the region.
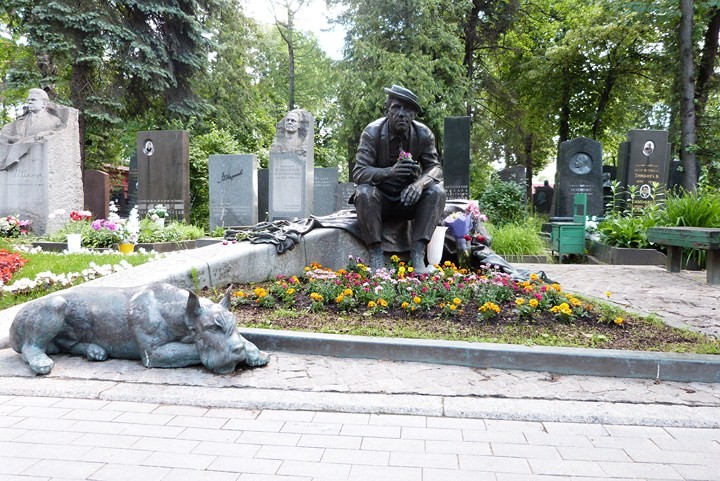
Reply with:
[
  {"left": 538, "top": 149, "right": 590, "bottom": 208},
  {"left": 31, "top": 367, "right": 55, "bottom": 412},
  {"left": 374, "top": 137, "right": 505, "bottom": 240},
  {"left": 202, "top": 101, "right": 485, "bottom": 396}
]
[
  {"left": 234, "top": 290, "right": 246, "bottom": 298},
  {"left": 286, "top": 288, "right": 295, "bottom": 295},
  {"left": 614, "top": 317, "right": 624, "bottom": 325},
  {"left": 413, "top": 296, "right": 421, "bottom": 304},
  {"left": 529, "top": 299, "right": 539, "bottom": 308},
  {"left": 407, "top": 266, "right": 414, "bottom": 273},
  {"left": 515, "top": 298, "right": 525, "bottom": 306},
  {"left": 390, "top": 255, "right": 400, "bottom": 263},
  {"left": 605, "top": 291, "right": 612, "bottom": 298},
  {"left": 479, "top": 301, "right": 500, "bottom": 314},
  {"left": 449, "top": 304, "right": 457, "bottom": 311},
  {"left": 335, "top": 294, "right": 344, "bottom": 303},
  {"left": 367, "top": 301, "right": 376, "bottom": 308},
  {"left": 378, "top": 298, "right": 388, "bottom": 307},
  {"left": 444, "top": 260, "right": 452, "bottom": 267},
  {"left": 401, "top": 301, "right": 410, "bottom": 309},
  {"left": 569, "top": 297, "right": 582, "bottom": 307},
  {"left": 310, "top": 292, "right": 324, "bottom": 302},
  {"left": 453, "top": 297, "right": 462, "bottom": 306},
  {"left": 304, "top": 266, "right": 310, "bottom": 272},
  {"left": 398, "top": 266, "right": 406, "bottom": 276},
  {"left": 530, "top": 273, "right": 539, "bottom": 281},
  {"left": 552, "top": 283, "right": 562, "bottom": 292},
  {"left": 343, "top": 288, "right": 353, "bottom": 296},
  {"left": 253, "top": 287, "right": 268, "bottom": 298}
]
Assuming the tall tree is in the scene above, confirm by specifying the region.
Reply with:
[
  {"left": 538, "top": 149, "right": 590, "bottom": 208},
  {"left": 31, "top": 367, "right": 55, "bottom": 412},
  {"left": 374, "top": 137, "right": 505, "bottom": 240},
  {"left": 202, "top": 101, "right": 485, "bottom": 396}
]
[
  {"left": 0, "top": 0, "right": 223, "bottom": 168},
  {"left": 271, "top": 0, "right": 308, "bottom": 111},
  {"left": 329, "top": 0, "right": 468, "bottom": 171},
  {"left": 679, "top": 0, "right": 698, "bottom": 190}
]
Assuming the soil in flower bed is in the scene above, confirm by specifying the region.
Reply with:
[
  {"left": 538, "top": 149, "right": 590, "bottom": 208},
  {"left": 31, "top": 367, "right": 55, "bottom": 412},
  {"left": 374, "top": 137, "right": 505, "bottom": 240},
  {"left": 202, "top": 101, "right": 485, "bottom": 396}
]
[{"left": 222, "top": 287, "right": 720, "bottom": 354}]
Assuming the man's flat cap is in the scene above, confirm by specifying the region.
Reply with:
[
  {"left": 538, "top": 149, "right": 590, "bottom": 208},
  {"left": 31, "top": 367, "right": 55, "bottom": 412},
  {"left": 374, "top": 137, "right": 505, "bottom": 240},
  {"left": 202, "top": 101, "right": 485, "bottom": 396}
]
[{"left": 384, "top": 85, "right": 421, "bottom": 112}]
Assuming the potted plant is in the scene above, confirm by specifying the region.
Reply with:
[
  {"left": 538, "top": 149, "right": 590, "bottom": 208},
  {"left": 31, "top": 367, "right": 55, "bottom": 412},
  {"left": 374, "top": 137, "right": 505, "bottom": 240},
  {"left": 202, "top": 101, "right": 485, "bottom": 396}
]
[
  {"left": 147, "top": 204, "right": 168, "bottom": 228},
  {"left": 118, "top": 206, "right": 140, "bottom": 254}
]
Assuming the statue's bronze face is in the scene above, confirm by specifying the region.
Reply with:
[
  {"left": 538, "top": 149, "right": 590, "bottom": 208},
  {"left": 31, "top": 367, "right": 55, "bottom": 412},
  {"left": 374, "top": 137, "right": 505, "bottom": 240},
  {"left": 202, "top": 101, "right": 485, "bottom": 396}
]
[{"left": 386, "top": 99, "right": 417, "bottom": 135}]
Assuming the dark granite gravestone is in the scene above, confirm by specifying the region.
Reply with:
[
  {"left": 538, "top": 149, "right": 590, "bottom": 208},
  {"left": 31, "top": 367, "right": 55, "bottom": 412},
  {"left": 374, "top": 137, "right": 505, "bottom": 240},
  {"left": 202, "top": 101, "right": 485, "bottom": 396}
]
[
  {"left": 616, "top": 130, "right": 671, "bottom": 209},
  {"left": 602, "top": 165, "right": 617, "bottom": 215},
  {"left": 209, "top": 154, "right": 258, "bottom": 229},
  {"left": 83, "top": 170, "right": 110, "bottom": 220},
  {"left": 551, "top": 137, "right": 603, "bottom": 219},
  {"left": 498, "top": 165, "right": 527, "bottom": 186},
  {"left": 136, "top": 131, "right": 190, "bottom": 220},
  {"left": 313, "top": 167, "right": 338, "bottom": 216},
  {"left": 533, "top": 182, "right": 554, "bottom": 215},
  {"left": 443, "top": 116, "right": 471, "bottom": 199},
  {"left": 335, "top": 182, "right": 356, "bottom": 212},
  {"left": 258, "top": 168, "right": 269, "bottom": 222}
]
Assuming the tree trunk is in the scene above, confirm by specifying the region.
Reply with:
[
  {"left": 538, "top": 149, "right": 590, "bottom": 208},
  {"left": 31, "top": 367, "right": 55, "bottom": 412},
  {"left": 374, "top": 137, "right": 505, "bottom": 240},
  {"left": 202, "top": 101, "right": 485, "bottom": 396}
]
[
  {"left": 558, "top": 75, "right": 571, "bottom": 146},
  {"left": 462, "top": 0, "right": 482, "bottom": 116},
  {"left": 695, "top": 7, "right": 720, "bottom": 122},
  {"left": 287, "top": 9, "right": 295, "bottom": 111},
  {"left": 591, "top": 71, "right": 616, "bottom": 139},
  {"left": 70, "top": 61, "right": 90, "bottom": 171},
  {"left": 679, "top": 0, "right": 697, "bottom": 190},
  {"left": 524, "top": 133, "right": 533, "bottom": 204}
]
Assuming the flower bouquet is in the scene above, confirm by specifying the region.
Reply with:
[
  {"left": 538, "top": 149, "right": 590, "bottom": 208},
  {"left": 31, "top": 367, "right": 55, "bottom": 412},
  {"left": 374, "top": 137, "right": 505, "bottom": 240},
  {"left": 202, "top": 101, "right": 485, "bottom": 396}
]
[
  {"left": 68, "top": 210, "right": 92, "bottom": 233},
  {"left": 147, "top": 204, "right": 168, "bottom": 228},
  {"left": 443, "top": 201, "right": 490, "bottom": 268}
]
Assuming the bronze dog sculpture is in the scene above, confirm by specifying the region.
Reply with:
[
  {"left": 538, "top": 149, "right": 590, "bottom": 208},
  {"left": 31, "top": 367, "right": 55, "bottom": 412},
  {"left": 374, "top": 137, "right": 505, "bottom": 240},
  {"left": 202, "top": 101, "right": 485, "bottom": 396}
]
[{"left": 10, "top": 283, "right": 269, "bottom": 375}]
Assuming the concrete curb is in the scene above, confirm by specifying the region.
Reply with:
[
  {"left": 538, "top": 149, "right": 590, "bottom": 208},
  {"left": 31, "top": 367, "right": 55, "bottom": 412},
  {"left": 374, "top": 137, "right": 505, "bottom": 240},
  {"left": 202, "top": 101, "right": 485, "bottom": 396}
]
[
  {"left": 0, "top": 376, "right": 718, "bottom": 427},
  {"left": 240, "top": 328, "right": 720, "bottom": 384}
]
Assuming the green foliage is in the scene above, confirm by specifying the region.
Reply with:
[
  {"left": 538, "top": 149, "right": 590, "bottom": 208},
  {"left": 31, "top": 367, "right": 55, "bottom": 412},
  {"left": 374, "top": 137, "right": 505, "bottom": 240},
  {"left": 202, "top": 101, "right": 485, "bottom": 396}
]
[
  {"left": 477, "top": 176, "right": 528, "bottom": 226},
  {"left": 188, "top": 125, "right": 241, "bottom": 229},
  {"left": 659, "top": 188, "right": 720, "bottom": 228},
  {"left": 486, "top": 217, "right": 550, "bottom": 257}
]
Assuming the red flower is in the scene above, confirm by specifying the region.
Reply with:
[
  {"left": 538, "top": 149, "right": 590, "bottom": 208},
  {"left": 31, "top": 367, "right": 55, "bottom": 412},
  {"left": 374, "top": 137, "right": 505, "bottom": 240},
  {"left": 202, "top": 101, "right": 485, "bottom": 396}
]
[
  {"left": 463, "top": 235, "right": 472, "bottom": 241},
  {"left": 0, "top": 249, "right": 28, "bottom": 283}
]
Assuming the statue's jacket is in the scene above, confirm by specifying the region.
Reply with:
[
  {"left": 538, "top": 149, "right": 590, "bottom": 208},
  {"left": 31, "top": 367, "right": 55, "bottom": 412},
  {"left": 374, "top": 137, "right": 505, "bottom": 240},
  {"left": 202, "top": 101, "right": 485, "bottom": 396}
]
[{"left": 352, "top": 117, "right": 443, "bottom": 200}]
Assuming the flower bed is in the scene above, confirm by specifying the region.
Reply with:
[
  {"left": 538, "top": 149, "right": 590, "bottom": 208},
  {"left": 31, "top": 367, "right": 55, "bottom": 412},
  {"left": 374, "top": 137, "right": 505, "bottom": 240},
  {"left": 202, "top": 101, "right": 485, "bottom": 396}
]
[
  {"left": 227, "top": 257, "right": 720, "bottom": 353},
  {"left": 0, "top": 249, "right": 28, "bottom": 284}
]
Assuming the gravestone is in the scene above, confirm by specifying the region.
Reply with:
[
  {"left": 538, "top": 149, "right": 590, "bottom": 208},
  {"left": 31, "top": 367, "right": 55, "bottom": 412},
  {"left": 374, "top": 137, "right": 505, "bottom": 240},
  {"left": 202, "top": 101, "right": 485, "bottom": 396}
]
[
  {"left": 335, "top": 182, "right": 356, "bottom": 212},
  {"left": 0, "top": 103, "right": 83, "bottom": 234},
  {"left": 269, "top": 109, "right": 314, "bottom": 220},
  {"left": 83, "top": 170, "right": 110, "bottom": 220},
  {"left": 551, "top": 137, "right": 603, "bottom": 219},
  {"left": 498, "top": 165, "right": 527, "bottom": 186},
  {"left": 313, "top": 167, "right": 338, "bottom": 216},
  {"left": 258, "top": 168, "right": 269, "bottom": 222},
  {"left": 533, "top": 182, "right": 554, "bottom": 215},
  {"left": 617, "top": 130, "right": 671, "bottom": 209},
  {"left": 443, "top": 116, "right": 471, "bottom": 199},
  {"left": 209, "top": 154, "right": 258, "bottom": 228},
  {"left": 137, "top": 130, "right": 190, "bottom": 220}
]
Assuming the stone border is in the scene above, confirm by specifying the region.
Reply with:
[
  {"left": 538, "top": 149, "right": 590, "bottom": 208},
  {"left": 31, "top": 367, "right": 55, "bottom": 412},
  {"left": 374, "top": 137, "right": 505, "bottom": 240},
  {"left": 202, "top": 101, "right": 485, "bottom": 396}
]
[{"left": 240, "top": 328, "right": 720, "bottom": 384}]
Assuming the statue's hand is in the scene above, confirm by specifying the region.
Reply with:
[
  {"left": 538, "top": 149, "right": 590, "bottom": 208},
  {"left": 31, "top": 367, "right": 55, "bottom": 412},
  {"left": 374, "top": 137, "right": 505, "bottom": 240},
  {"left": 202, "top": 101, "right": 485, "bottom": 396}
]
[
  {"left": 400, "top": 182, "right": 423, "bottom": 206},
  {"left": 392, "top": 160, "right": 419, "bottom": 180}
]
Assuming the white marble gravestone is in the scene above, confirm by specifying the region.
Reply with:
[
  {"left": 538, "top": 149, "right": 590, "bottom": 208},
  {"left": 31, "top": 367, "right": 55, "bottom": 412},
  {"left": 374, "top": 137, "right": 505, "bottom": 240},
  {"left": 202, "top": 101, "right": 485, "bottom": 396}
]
[
  {"left": 268, "top": 109, "right": 314, "bottom": 220},
  {"left": 0, "top": 103, "right": 83, "bottom": 234}
]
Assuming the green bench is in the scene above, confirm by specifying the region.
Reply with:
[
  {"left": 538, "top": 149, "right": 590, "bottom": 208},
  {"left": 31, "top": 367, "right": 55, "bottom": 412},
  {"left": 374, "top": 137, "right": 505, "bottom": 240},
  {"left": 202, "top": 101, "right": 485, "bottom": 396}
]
[
  {"left": 647, "top": 227, "right": 720, "bottom": 285},
  {"left": 550, "top": 193, "right": 587, "bottom": 263}
]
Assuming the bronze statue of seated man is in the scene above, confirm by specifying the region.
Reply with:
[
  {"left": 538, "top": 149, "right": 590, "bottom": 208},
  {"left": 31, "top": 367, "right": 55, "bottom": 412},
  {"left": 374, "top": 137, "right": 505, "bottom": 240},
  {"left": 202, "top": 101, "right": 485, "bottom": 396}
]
[{"left": 352, "top": 85, "right": 446, "bottom": 273}]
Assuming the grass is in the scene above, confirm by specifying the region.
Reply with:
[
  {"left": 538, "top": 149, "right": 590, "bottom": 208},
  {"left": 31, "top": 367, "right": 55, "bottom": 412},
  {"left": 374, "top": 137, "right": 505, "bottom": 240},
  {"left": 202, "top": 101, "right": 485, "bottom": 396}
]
[
  {"left": 487, "top": 217, "right": 550, "bottom": 257},
  {"left": 1, "top": 239, "right": 154, "bottom": 309}
]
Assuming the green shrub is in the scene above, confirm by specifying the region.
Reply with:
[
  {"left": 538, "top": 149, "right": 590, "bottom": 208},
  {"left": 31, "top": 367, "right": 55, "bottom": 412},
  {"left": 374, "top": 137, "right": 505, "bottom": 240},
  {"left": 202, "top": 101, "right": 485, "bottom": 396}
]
[
  {"left": 659, "top": 188, "right": 720, "bottom": 228},
  {"left": 478, "top": 175, "right": 528, "bottom": 226},
  {"left": 189, "top": 125, "right": 241, "bottom": 230}
]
